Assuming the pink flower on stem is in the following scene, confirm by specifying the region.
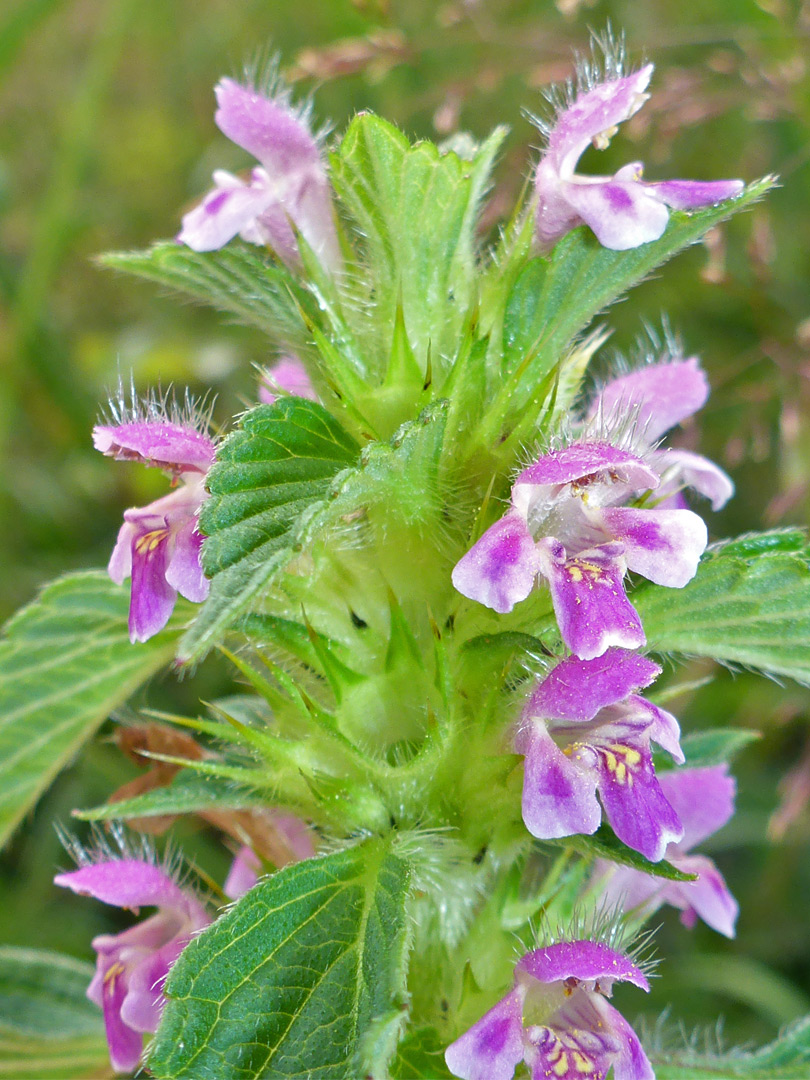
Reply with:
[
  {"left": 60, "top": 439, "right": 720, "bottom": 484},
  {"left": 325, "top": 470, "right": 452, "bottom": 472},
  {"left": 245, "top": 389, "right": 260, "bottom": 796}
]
[
  {"left": 178, "top": 77, "right": 340, "bottom": 270},
  {"left": 445, "top": 939, "right": 653, "bottom": 1080},
  {"left": 588, "top": 354, "right": 734, "bottom": 512},
  {"left": 517, "top": 648, "right": 684, "bottom": 862},
  {"left": 54, "top": 859, "right": 211, "bottom": 1075},
  {"left": 258, "top": 357, "right": 318, "bottom": 405},
  {"left": 534, "top": 57, "right": 744, "bottom": 251},
  {"left": 595, "top": 764, "right": 739, "bottom": 937},
  {"left": 452, "top": 440, "right": 707, "bottom": 660},
  {"left": 93, "top": 411, "right": 216, "bottom": 643}
]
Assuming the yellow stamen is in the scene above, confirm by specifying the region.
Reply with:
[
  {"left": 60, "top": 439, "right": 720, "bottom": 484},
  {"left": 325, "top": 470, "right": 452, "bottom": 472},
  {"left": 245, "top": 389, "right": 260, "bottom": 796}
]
[{"left": 134, "top": 528, "right": 169, "bottom": 556}]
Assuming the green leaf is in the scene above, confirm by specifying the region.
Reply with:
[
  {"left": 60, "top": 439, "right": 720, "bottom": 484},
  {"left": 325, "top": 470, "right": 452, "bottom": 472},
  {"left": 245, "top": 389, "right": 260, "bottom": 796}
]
[
  {"left": 390, "top": 1026, "right": 453, "bottom": 1079},
  {"left": 0, "top": 947, "right": 109, "bottom": 1079},
  {"left": 483, "top": 177, "right": 774, "bottom": 443},
  {"left": 0, "top": 571, "right": 187, "bottom": 849},
  {"left": 74, "top": 770, "right": 265, "bottom": 822},
  {"left": 680, "top": 728, "right": 760, "bottom": 769},
  {"left": 100, "top": 240, "right": 315, "bottom": 349},
  {"left": 149, "top": 839, "right": 411, "bottom": 1080},
  {"left": 331, "top": 115, "right": 506, "bottom": 373},
  {"left": 179, "top": 398, "right": 359, "bottom": 662},
  {"left": 653, "top": 1014, "right": 810, "bottom": 1079},
  {"left": 635, "top": 529, "right": 810, "bottom": 684},
  {"left": 542, "top": 823, "right": 696, "bottom": 882}
]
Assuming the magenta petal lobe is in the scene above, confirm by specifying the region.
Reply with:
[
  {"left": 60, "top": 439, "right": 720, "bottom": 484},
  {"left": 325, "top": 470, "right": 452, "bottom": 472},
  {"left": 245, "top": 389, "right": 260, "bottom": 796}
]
[
  {"left": 594, "top": 506, "right": 707, "bottom": 588},
  {"left": 452, "top": 512, "right": 541, "bottom": 614},
  {"left": 594, "top": 745, "right": 684, "bottom": 862},
  {"left": 536, "top": 540, "right": 646, "bottom": 660},
  {"left": 445, "top": 989, "right": 525, "bottom": 1080},
  {"left": 526, "top": 650, "right": 661, "bottom": 724},
  {"left": 520, "top": 724, "right": 602, "bottom": 841}
]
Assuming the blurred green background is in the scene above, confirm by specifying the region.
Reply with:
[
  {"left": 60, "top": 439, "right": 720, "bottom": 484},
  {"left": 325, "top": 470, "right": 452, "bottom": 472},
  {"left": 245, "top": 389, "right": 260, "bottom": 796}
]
[{"left": 2, "top": 0, "right": 810, "bottom": 1059}]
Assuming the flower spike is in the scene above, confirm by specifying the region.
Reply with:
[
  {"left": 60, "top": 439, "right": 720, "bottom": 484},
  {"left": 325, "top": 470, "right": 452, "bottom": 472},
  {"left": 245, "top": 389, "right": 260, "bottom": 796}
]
[{"left": 534, "top": 53, "right": 744, "bottom": 251}]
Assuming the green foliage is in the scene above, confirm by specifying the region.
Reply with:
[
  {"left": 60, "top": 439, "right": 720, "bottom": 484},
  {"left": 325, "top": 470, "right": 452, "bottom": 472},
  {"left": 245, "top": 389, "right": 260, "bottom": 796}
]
[
  {"left": 652, "top": 1015, "right": 810, "bottom": 1079},
  {"left": 0, "top": 947, "right": 109, "bottom": 1079},
  {"left": 179, "top": 397, "right": 359, "bottom": 662},
  {"left": 636, "top": 529, "right": 810, "bottom": 684},
  {"left": 680, "top": 728, "right": 760, "bottom": 768},
  {"left": 74, "top": 770, "right": 265, "bottom": 822},
  {"left": 100, "top": 241, "right": 315, "bottom": 352},
  {"left": 331, "top": 114, "right": 506, "bottom": 374},
  {"left": 390, "top": 1026, "right": 454, "bottom": 1079},
  {"left": 542, "top": 823, "right": 696, "bottom": 882},
  {"left": 149, "top": 839, "right": 410, "bottom": 1080},
  {"left": 0, "top": 571, "right": 188, "bottom": 849}
]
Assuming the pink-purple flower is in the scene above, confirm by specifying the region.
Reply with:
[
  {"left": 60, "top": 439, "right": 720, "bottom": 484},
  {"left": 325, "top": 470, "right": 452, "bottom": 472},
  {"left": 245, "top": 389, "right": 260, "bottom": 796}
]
[
  {"left": 517, "top": 648, "right": 684, "bottom": 862},
  {"left": 595, "top": 764, "right": 738, "bottom": 937},
  {"left": 452, "top": 440, "right": 707, "bottom": 660},
  {"left": 588, "top": 354, "right": 734, "bottom": 512},
  {"left": 178, "top": 77, "right": 340, "bottom": 270},
  {"left": 258, "top": 356, "right": 318, "bottom": 405},
  {"left": 94, "top": 412, "right": 216, "bottom": 643},
  {"left": 445, "top": 939, "right": 653, "bottom": 1080},
  {"left": 53, "top": 858, "right": 211, "bottom": 1074},
  {"left": 534, "top": 59, "right": 744, "bottom": 250}
]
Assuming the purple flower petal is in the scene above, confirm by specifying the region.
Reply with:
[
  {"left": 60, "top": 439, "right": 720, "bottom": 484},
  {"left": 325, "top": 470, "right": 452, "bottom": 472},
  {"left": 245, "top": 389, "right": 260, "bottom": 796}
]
[
  {"left": 589, "top": 357, "right": 710, "bottom": 442},
  {"left": 594, "top": 860, "right": 666, "bottom": 918},
  {"left": 534, "top": 59, "right": 743, "bottom": 253},
  {"left": 535, "top": 66, "right": 654, "bottom": 249},
  {"left": 594, "top": 505, "right": 707, "bottom": 587},
  {"left": 93, "top": 420, "right": 215, "bottom": 474},
  {"left": 177, "top": 169, "right": 277, "bottom": 253},
  {"left": 535, "top": 540, "right": 646, "bottom": 660},
  {"left": 524, "top": 1020, "right": 619, "bottom": 1080},
  {"left": 273, "top": 812, "right": 316, "bottom": 861},
  {"left": 119, "top": 936, "right": 189, "bottom": 1033},
  {"left": 654, "top": 447, "right": 734, "bottom": 511},
  {"left": 54, "top": 860, "right": 196, "bottom": 918},
  {"left": 452, "top": 511, "right": 542, "bottom": 614},
  {"left": 215, "top": 78, "right": 323, "bottom": 174},
  {"left": 445, "top": 989, "right": 525, "bottom": 1080},
  {"left": 517, "top": 940, "right": 649, "bottom": 991},
  {"left": 674, "top": 853, "right": 738, "bottom": 938},
  {"left": 99, "top": 959, "right": 144, "bottom": 1075},
  {"left": 593, "top": 744, "right": 683, "bottom": 861},
  {"left": 514, "top": 443, "right": 658, "bottom": 496},
  {"left": 165, "top": 517, "right": 209, "bottom": 603},
  {"left": 602, "top": 999, "right": 656, "bottom": 1080},
  {"left": 113, "top": 482, "right": 208, "bottom": 642},
  {"left": 259, "top": 357, "right": 317, "bottom": 404},
  {"left": 127, "top": 525, "right": 177, "bottom": 643},
  {"left": 562, "top": 176, "right": 671, "bottom": 250},
  {"left": 108, "top": 519, "right": 135, "bottom": 585},
  {"left": 213, "top": 79, "right": 340, "bottom": 268},
  {"left": 519, "top": 723, "right": 602, "bottom": 840},
  {"left": 646, "top": 177, "right": 744, "bottom": 210},
  {"left": 525, "top": 650, "right": 660, "bottom": 724},
  {"left": 546, "top": 66, "right": 654, "bottom": 172},
  {"left": 223, "top": 846, "right": 261, "bottom": 899},
  {"left": 620, "top": 695, "right": 685, "bottom": 764},
  {"left": 658, "top": 765, "right": 736, "bottom": 851}
]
